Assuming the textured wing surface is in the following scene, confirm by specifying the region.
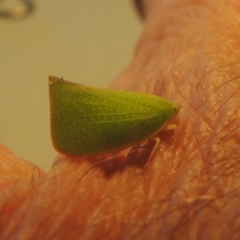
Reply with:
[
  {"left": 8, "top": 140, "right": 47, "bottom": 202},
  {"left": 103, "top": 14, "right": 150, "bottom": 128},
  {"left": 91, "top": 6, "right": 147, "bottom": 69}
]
[{"left": 49, "top": 77, "right": 180, "bottom": 156}]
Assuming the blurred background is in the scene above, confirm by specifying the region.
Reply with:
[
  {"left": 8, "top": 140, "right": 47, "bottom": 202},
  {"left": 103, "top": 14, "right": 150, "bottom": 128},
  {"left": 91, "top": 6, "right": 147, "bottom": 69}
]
[{"left": 0, "top": 0, "right": 142, "bottom": 171}]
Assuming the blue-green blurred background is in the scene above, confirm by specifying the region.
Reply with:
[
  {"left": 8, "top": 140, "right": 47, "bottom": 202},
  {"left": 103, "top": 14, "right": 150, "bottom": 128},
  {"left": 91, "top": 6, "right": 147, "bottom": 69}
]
[{"left": 0, "top": 0, "right": 142, "bottom": 170}]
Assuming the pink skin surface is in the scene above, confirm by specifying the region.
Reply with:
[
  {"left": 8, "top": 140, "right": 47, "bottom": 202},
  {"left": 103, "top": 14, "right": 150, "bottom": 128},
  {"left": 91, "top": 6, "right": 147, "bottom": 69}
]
[{"left": 1, "top": 0, "right": 240, "bottom": 239}]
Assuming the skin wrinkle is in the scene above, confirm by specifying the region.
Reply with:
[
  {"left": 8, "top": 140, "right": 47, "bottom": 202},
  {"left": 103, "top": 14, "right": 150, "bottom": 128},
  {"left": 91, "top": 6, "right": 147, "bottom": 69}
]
[{"left": 0, "top": 0, "right": 240, "bottom": 239}]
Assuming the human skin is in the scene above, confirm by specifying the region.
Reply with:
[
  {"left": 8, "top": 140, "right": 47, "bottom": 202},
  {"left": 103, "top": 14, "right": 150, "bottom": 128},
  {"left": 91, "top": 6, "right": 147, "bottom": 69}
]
[{"left": 1, "top": 0, "right": 240, "bottom": 239}]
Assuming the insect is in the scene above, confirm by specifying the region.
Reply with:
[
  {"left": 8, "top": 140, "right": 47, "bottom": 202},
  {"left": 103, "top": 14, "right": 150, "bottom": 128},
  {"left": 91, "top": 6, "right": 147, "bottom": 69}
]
[{"left": 49, "top": 76, "right": 181, "bottom": 157}]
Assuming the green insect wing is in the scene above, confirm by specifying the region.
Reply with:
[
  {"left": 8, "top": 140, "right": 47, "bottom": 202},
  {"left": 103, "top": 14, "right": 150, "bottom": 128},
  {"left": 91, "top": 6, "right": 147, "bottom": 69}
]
[{"left": 49, "top": 76, "right": 181, "bottom": 156}]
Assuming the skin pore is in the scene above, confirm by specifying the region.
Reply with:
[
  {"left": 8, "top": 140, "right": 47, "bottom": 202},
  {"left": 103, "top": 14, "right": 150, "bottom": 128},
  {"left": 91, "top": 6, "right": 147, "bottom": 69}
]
[{"left": 1, "top": 0, "right": 240, "bottom": 239}]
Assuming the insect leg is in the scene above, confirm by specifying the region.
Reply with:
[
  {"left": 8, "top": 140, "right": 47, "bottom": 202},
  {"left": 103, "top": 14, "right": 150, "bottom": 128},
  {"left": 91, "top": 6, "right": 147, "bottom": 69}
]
[{"left": 148, "top": 124, "right": 178, "bottom": 162}]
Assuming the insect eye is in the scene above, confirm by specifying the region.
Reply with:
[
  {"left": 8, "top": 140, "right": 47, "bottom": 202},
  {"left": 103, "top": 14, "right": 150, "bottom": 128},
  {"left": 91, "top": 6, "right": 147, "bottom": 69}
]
[{"left": 172, "top": 105, "right": 181, "bottom": 114}]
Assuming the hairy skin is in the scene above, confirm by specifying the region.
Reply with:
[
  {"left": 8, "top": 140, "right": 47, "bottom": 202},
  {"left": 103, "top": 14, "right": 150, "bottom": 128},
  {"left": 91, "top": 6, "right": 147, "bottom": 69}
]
[{"left": 1, "top": 0, "right": 240, "bottom": 239}]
